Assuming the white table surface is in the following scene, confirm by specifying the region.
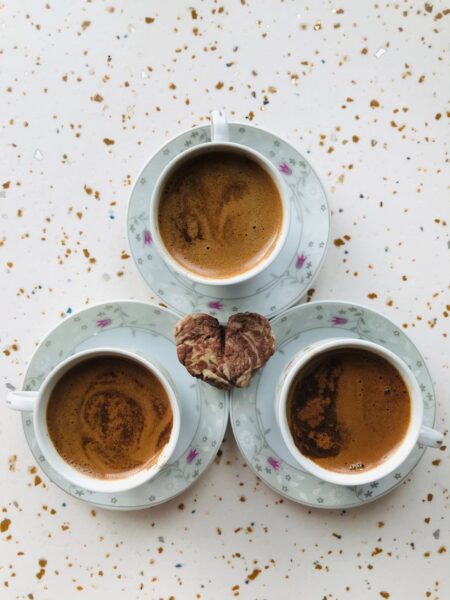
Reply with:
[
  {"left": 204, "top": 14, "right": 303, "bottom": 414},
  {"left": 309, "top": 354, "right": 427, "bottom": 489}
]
[{"left": 1, "top": 1, "right": 449, "bottom": 598}]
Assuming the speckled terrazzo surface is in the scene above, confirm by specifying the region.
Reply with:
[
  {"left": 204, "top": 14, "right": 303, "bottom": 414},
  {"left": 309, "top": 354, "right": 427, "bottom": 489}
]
[{"left": 1, "top": 1, "right": 449, "bottom": 598}]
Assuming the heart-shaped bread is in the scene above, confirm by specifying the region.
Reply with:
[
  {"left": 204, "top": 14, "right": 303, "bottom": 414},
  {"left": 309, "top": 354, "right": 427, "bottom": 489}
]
[{"left": 174, "top": 313, "right": 275, "bottom": 389}]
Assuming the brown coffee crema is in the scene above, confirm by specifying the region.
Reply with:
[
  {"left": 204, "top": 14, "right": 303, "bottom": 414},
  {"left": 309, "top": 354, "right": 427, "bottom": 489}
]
[
  {"left": 286, "top": 349, "right": 411, "bottom": 473},
  {"left": 158, "top": 151, "right": 283, "bottom": 279},
  {"left": 46, "top": 357, "right": 173, "bottom": 480}
]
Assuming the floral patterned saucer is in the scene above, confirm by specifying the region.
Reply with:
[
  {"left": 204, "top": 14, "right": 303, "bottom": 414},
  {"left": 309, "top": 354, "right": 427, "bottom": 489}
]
[
  {"left": 230, "top": 301, "right": 436, "bottom": 509},
  {"left": 21, "top": 301, "right": 228, "bottom": 509},
  {"left": 127, "top": 123, "right": 330, "bottom": 320}
]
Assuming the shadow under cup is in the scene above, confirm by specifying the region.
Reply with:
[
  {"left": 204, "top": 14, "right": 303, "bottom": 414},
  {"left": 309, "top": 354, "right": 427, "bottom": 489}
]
[{"left": 149, "top": 142, "right": 290, "bottom": 286}]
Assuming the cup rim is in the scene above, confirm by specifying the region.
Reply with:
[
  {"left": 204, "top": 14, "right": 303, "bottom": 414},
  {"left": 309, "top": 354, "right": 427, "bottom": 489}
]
[
  {"left": 33, "top": 347, "right": 181, "bottom": 493},
  {"left": 276, "top": 338, "right": 424, "bottom": 486},
  {"left": 149, "top": 140, "right": 290, "bottom": 287}
]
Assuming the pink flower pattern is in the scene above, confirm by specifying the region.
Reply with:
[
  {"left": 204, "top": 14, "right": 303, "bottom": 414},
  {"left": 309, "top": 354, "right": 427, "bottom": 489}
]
[
  {"left": 96, "top": 318, "right": 112, "bottom": 328},
  {"left": 267, "top": 456, "right": 281, "bottom": 470},
  {"left": 143, "top": 229, "right": 152, "bottom": 245},
  {"left": 331, "top": 316, "right": 348, "bottom": 325},
  {"left": 296, "top": 254, "right": 307, "bottom": 269},
  {"left": 279, "top": 162, "right": 292, "bottom": 175},
  {"left": 207, "top": 300, "right": 223, "bottom": 310},
  {"left": 186, "top": 448, "right": 199, "bottom": 464}
]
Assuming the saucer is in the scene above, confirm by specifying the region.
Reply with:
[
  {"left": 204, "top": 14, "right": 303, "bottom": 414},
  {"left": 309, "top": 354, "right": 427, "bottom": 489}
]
[
  {"left": 21, "top": 301, "right": 228, "bottom": 509},
  {"left": 230, "top": 301, "right": 436, "bottom": 509},
  {"left": 127, "top": 123, "right": 330, "bottom": 319}
]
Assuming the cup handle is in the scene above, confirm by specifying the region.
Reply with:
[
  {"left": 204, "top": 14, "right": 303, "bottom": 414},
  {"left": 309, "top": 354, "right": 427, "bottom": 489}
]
[
  {"left": 418, "top": 425, "right": 444, "bottom": 448},
  {"left": 210, "top": 110, "right": 229, "bottom": 142},
  {"left": 6, "top": 390, "right": 38, "bottom": 411}
]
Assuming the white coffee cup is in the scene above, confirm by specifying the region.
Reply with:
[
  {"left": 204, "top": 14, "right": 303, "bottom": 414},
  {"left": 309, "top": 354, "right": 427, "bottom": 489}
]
[
  {"left": 6, "top": 348, "right": 181, "bottom": 493},
  {"left": 149, "top": 110, "right": 290, "bottom": 286},
  {"left": 275, "top": 338, "right": 443, "bottom": 486}
]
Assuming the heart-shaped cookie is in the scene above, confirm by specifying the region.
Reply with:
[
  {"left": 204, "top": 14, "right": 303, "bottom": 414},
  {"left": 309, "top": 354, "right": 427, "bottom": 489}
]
[{"left": 174, "top": 313, "right": 275, "bottom": 389}]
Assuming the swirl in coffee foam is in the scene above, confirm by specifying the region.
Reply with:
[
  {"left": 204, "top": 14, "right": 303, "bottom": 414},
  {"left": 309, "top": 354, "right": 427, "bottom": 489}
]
[
  {"left": 158, "top": 151, "right": 283, "bottom": 279},
  {"left": 287, "top": 349, "right": 410, "bottom": 474},
  {"left": 46, "top": 357, "right": 173, "bottom": 479}
]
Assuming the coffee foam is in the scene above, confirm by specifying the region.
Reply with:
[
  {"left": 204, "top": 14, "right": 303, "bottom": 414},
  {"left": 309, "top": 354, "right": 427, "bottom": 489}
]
[
  {"left": 46, "top": 357, "right": 173, "bottom": 480},
  {"left": 287, "top": 349, "right": 411, "bottom": 473},
  {"left": 158, "top": 151, "right": 283, "bottom": 279}
]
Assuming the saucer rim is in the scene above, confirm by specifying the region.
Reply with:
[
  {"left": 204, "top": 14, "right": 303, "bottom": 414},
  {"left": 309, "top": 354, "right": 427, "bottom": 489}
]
[
  {"left": 20, "top": 298, "right": 229, "bottom": 510},
  {"left": 126, "top": 121, "right": 331, "bottom": 318},
  {"left": 230, "top": 299, "right": 435, "bottom": 509}
]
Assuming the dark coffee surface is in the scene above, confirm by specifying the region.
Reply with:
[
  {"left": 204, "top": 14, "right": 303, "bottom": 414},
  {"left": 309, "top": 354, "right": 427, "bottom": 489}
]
[
  {"left": 47, "top": 357, "right": 173, "bottom": 480},
  {"left": 158, "top": 151, "right": 283, "bottom": 279},
  {"left": 287, "top": 349, "right": 411, "bottom": 473}
]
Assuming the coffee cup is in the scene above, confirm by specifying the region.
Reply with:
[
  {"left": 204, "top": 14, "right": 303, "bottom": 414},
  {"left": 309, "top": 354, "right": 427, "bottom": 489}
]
[
  {"left": 275, "top": 338, "right": 443, "bottom": 486},
  {"left": 149, "top": 110, "right": 290, "bottom": 286},
  {"left": 6, "top": 348, "right": 181, "bottom": 493}
]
